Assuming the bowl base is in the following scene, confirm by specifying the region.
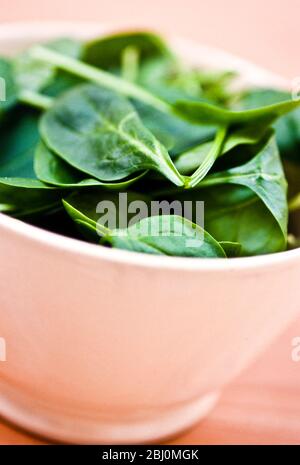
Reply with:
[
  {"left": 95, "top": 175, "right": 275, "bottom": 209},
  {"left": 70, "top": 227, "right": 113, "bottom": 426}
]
[{"left": 0, "top": 380, "right": 220, "bottom": 444}]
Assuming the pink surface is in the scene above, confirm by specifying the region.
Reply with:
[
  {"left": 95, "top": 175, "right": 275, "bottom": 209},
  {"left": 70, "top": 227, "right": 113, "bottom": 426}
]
[{"left": 0, "top": 0, "right": 299, "bottom": 78}]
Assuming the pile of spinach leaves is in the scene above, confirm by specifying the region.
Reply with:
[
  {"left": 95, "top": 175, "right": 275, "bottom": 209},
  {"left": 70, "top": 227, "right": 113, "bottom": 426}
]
[{"left": 1, "top": 30, "right": 300, "bottom": 258}]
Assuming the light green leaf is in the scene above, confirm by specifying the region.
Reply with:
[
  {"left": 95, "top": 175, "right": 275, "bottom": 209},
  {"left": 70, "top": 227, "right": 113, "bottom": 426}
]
[
  {"left": 14, "top": 38, "right": 83, "bottom": 94},
  {"left": 63, "top": 192, "right": 226, "bottom": 257}
]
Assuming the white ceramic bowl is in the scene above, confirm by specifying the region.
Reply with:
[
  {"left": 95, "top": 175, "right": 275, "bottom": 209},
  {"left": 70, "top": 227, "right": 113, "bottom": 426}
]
[{"left": 0, "top": 22, "right": 298, "bottom": 444}]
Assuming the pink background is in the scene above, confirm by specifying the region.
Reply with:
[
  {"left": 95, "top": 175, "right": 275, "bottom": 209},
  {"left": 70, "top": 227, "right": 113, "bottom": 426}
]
[
  {"left": 0, "top": 0, "right": 299, "bottom": 78},
  {"left": 0, "top": 0, "right": 300, "bottom": 444}
]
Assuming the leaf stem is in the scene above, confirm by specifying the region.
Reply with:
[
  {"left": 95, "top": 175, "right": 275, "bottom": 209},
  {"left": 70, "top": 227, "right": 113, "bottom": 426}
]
[
  {"left": 187, "top": 126, "right": 227, "bottom": 188},
  {"left": 121, "top": 46, "right": 140, "bottom": 83},
  {"left": 19, "top": 90, "right": 53, "bottom": 110},
  {"left": 29, "top": 45, "right": 173, "bottom": 114}
]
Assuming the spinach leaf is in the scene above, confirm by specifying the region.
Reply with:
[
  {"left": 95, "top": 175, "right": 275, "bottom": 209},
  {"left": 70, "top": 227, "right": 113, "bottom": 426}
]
[
  {"left": 219, "top": 241, "right": 242, "bottom": 257},
  {"left": 83, "top": 37, "right": 216, "bottom": 154},
  {"left": 82, "top": 31, "right": 173, "bottom": 73},
  {"left": 62, "top": 189, "right": 151, "bottom": 229},
  {"left": 175, "top": 123, "right": 270, "bottom": 175},
  {"left": 177, "top": 69, "right": 236, "bottom": 106},
  {"left": 41, "top": 39, "right": 84, "bottom": 98},
  {"left": 169, "top": 135, "right": 288, "bottom": 255},
  {"left": 133, "top": 60, "right": 234, "bottom": 163},
  {"left": 27, "top": 42, "right": 214, "bottom": 156},
  {"left": 132, "top": 98, "right": 215, "bottom": 155},
  {"left": 199, "top": 185, "right": 286, "bottom": 255},
  {"left": 14, "top": 52, "right": 54, "bottom": 94},
  {"left": 0, "top": 106, "right": 61, "bottom": 215},
  {"left": 40, "top": 84, "right": 185, "bottom": 186},
  {"left": 14, "top": 38, "right": 83, "bottom": 94},
  {"left": 0, "top": 177, "right": 60, "bottom": 217},
  {"left": 199, "top": 135, "right": 288, "bottom": 241},
  {"left": 29, "top": 45, "right": 300, "bottom": 131},
  {"left": 137, "top": 56, "right": 236, "bottom": 106},
  {"left": 132, "top": 55, "right": 216, "bottom": 154},
  {"left": 0, "top": 106, "right": 39, "bottom": 178},
  {"left": 63, "top": 193, "right": 226, "bottom": 257},
  {"left": 30, "top": 44, "right": 172, "bottom": 113},
  {"left": 106, "top": 215, "right": 226, "bottom": 257},
  {"left": 35, "top": 141, "right": 146, "bottom": 188},
  {"left": 239, "top": 88, "right": 300, "bottom": 162},
  {"left": 137, "top": 57, "right": 201, "bottom": 102},
  {"left": 174, "top": 98, "right": 300, "bottom": 126}
]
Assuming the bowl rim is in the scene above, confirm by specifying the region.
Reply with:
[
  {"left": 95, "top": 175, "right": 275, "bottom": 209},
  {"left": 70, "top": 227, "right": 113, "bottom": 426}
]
[{"left": 0, "top": 20, "right": 299, "bottom": 272}]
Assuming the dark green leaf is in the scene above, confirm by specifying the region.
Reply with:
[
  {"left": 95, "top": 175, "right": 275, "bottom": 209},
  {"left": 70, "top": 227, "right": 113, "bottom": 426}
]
[
  {"left": 175, "top": 123, "right": 270, "bottom": 175},
  {"left": 201, "top": 185, "right": 286, "bottom": 255},
  {"left": 82, "top": 31, "right": 173, "bottom": 72},
  {"left": 63, "top": 189, "right": 151, "bottom": 229},
  {"left": 0, "top": 106, "right": 61, "bottom": 216},
  {"left": 35, "top": 141, "right": 146, "bottom": 188},
  {"left": 219, "top": 241, "right": 242, "bottom": 257},
  {"left": 169, "top": 136, "right": 288, "bottom": 255},
  {"left": 239, "top": 88, "right": 300, "bottom": 163},
  {"left": 199, "top": 136, "right": 288, "bottom": 241},
  {"left": 0, "top": 106, "right": 39, "bottom": 178},
  {"left": 0, "top": 177, "right": 60, "bottom": 217},
  {"left": 133, "top": 98, "right": 215, "bottom": 155},
  {"left": 40, "top": 84, "right": 184, "bottom": 186},
  {"left": 174, "top": 97, "right": 300, "bottom": 126}
]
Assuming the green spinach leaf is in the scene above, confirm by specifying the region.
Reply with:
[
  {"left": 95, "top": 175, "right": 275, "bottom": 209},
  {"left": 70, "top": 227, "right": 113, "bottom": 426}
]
[
  {"left": 132, "top": 98, "right": 215, "bottom": 155},
  {"left": 82, "top": 31, "right": 173, "bottom": 73},
  {"left": 14, "top": 38, "right": 83, "bottom": 94},
  {"left": 40, "top": 84, "right": 185, "bottom": 186},
  {"left": 219, "top": 241, "right": 242, "bottom": 257},
  {"left": 199, "top": 135, "right": 288, "bottom": 241},
  {"left": 35, "top": 141, "right": 146, "bottom": 188},
  {"left": 106, "top": 215, "right": 226, "bottom": 257},
  {"left": 169, "top": 135, "right": 288, "bottom": 255},
  {"left": 200, "top": 185, "right": 286, "bottom": 255},
  {"left": 174, "top": 97, "right": 300, "bottom": 126},
  {"left": 0, "top": 106, "right": 61, "bottom": 216},
  {"left": 175, "top": 123, "right": 271, "bottom": 175},
  {"left": 63, "top": 193, "right": 226, "bottom": 257},
  {"left": 239, "top": 88, "right": 300, "bottom": 163},
  {"left": 0, "top": 177, "right": 60, "bottom": 217},
  {"left": 0, "top": 106, "right": 39, "bottom": 178}
]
